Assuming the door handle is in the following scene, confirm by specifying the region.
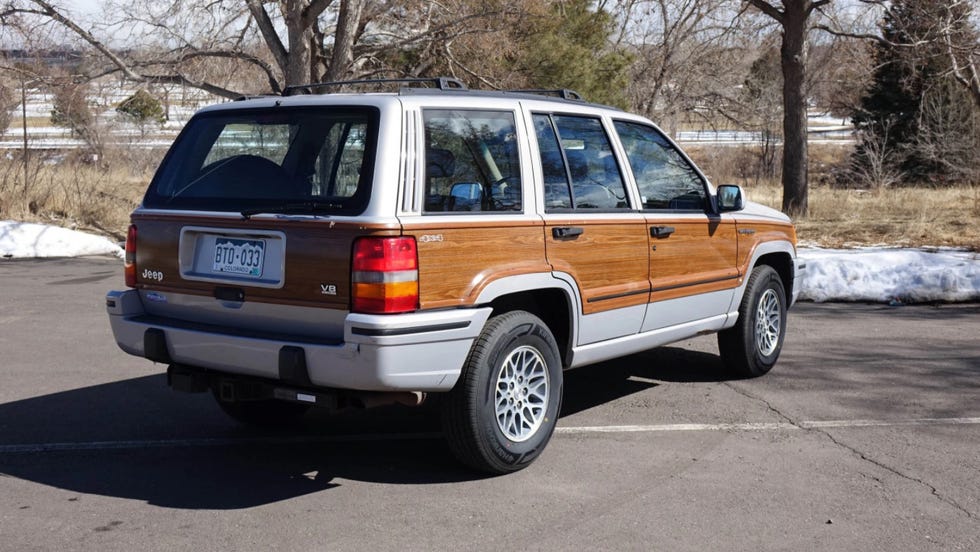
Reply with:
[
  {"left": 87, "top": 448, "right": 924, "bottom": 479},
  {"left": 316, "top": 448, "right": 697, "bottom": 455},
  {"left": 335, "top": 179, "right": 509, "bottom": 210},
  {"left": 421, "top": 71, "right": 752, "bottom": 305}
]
[
  {"left": 650, "top": 226, "right": 675, "bottom": 238},
  {"left": 552, "top": 226, "right": 584, "bottom": 239}
]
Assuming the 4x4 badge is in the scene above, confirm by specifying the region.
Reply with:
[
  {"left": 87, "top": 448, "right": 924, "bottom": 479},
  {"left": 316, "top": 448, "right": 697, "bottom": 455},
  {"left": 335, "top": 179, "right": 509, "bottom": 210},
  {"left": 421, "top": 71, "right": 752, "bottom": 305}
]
[{"left": 320, "top": 284, "right": 338, "bottom": 296}]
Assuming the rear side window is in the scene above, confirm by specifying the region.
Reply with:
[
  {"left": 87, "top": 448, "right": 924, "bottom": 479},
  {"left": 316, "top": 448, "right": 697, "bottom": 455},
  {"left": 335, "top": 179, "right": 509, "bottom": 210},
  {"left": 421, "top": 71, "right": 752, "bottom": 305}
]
[
  {"left": 614, "top": 121, "right": 707, "bottom": 211},
  {"left": 533, "top": 114, "right": 630, "bottom": 211},
  {"left": 423, "top": 109, "right": 522, "bottom": 213},
  {"left": 144, "top": 107, "right": 378, "bottom": 215}
]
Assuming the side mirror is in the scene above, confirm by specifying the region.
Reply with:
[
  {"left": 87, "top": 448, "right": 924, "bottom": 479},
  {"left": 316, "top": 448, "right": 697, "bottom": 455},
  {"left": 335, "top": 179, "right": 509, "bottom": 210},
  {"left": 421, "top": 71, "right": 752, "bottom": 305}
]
[{"left": 717, "top": 184, "right": 744, "bottom": 212}]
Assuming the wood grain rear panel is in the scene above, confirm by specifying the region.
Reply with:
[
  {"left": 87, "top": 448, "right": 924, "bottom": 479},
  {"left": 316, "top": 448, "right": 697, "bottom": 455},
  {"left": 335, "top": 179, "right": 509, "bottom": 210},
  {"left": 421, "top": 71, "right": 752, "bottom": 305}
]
[
  {"left": 132, "top": 213, "right": 399, "bottom": 309},
  {"left": 403, "top": 219, "right": 550, "bottom": 309}
]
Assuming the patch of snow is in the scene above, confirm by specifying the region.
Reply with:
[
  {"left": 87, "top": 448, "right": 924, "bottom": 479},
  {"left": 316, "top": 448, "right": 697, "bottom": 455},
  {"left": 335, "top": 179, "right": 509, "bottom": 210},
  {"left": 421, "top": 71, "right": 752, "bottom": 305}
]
[
  {"left": 798, "top": 247, "right": 980, "bottom": 303},
  {"left": 0, "top": 221, "right": 123, "bottom": 259}
]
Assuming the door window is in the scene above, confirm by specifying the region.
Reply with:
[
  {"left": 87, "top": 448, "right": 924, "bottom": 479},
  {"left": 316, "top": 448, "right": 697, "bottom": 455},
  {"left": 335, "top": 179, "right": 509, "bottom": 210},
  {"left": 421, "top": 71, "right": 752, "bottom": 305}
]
[
  {"left": 422, "top": 109, "right": 522, "bottom": 213},
  {"left": 614, "top": 121, "right": 707, "bottom": 211},
  {"left": 533, "top": 114, "right": 630, "bottom": 211}
]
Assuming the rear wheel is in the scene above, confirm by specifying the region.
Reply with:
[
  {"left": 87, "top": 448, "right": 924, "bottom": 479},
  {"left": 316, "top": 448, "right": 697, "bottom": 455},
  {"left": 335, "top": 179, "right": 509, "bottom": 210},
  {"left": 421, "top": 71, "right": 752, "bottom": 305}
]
[
  {"left": 442, "top": 311, "right": 563, "bottom": 474},
  {"left": 718, "top": 265, "right": 787, "bottom": 378},
  {"left": 211, "top": 389, "right": 311, "bottom": 427}
]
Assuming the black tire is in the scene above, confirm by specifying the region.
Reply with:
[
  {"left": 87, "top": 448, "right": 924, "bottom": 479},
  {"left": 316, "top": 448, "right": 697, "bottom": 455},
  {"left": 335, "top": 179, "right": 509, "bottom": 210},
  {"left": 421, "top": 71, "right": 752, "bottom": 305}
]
[
  {"left": 718, "top": 265, "right": 787, "bottom": 378},
  {"left": 212, "top": 389, "right": 311, "bottom": 427},
  {"left": 442, "top": 311, "right": 563, "bottom": 474}
]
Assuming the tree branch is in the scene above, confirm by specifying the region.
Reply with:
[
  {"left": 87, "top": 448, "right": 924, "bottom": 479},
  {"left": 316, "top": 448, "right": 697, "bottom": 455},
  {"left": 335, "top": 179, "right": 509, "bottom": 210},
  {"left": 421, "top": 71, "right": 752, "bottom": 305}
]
[
  {"left": 17, "top": 0, "right": 143, "bottom": 81},
  {"left": 245, "top": 0, "right": 288, "bottom": 74},
  {"left": 745, "top": 0, "right": 784, "bottom": 25}
]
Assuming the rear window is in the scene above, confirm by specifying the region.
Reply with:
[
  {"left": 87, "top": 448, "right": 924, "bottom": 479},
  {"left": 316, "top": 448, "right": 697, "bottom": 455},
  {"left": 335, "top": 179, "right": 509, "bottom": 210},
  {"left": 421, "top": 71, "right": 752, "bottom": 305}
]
[
  {"left": 144, "top": 107, "right": 379, "bottom": 215},
  {"left": 422, "top": 109, "right": 522, "bottom": 213}
]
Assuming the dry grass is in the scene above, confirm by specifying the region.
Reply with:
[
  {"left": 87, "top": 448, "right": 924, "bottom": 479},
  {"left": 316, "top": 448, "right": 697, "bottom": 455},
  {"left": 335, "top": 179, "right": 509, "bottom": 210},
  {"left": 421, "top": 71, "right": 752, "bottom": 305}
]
[
  {"left": 743, "top": 182, "right": 980, "bottom": 250},
  {"left": 0, "top": 153, "right": 152, "bottom": 241},
  {"left": 0, "top": 144, "right": 977, "bottom": 251},
  {"left": 686, "top": 143, "right": 980, "bottom": 251}
]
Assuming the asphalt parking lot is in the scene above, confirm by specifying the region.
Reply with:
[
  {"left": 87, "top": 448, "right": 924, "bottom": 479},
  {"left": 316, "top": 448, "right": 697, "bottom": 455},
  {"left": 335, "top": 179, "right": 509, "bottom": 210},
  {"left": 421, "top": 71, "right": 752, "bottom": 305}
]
[{"left": 1, "top": 257, "right": 978, "bottom": 551}]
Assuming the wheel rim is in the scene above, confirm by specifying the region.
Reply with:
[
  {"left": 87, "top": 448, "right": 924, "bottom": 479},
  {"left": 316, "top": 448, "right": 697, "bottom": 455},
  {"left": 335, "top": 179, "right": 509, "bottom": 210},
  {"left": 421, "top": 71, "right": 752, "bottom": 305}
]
[
  {"left": 494, "top": 345, "right": 550, "bottom": 443},
  {"left": 755, "top": 288, "right": 782, "bottom": 357}
]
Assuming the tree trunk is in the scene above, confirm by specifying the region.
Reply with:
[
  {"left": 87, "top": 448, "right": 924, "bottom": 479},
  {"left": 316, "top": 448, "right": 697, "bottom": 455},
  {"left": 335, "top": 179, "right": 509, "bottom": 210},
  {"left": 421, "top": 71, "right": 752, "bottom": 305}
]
[
  {"left": 284, "top": 0, "right": 315, "bottom": 87},
  {"left": 324, "top": 0, "right": 365, "bottom": 82},
  {"left": 780, "top": 2, "right": 809, "bottom": 216}
]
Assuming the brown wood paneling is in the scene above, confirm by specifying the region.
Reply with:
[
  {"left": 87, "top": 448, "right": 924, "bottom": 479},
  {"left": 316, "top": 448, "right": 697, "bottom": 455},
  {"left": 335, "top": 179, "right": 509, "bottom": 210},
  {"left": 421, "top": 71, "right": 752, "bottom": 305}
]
[
  {"left": 645, "top": 216, "right": 740, "bottom": 303},
  {"left": 734, "top": 222, "right": 798, "bottom": 275},
  {"left": 403, "top": 219, "right": 550, "bottom": 309},
  {"left": 131, "top": 213, "right": 398, "bottom": 309},
  {"left": 544, "top": 216, "right": 650, "bottom": 315}
]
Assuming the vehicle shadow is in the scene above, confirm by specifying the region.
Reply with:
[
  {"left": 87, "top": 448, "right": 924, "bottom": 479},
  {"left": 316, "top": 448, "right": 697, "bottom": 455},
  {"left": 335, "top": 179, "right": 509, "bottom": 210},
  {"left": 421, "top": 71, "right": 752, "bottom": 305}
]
[
  {"left": 560, "top": 345, "right": 733, "bottom": 417},
  {"left": 0, "top": 344, "right": 735, "bottom": 509}
]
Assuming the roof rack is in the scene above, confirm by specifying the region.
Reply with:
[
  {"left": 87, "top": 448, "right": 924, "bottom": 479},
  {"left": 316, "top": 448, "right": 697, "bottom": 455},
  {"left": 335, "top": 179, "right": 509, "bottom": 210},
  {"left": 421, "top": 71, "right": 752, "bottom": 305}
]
[
  {"left": 282, "top": 77, "right": 467, "bottom": 96},
  {"left": 504, "top": 89, "right": 584, "bottom": 101}
]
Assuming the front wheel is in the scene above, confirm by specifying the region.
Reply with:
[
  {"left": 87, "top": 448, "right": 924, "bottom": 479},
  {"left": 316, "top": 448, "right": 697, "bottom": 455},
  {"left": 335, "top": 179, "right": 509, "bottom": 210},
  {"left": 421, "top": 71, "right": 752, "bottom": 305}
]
[
  {"left": 442, "top": 311, "right": 563, "bottom": 474},
  {"left": 718, "top": 265, "right": 787, "bottom": 378}
]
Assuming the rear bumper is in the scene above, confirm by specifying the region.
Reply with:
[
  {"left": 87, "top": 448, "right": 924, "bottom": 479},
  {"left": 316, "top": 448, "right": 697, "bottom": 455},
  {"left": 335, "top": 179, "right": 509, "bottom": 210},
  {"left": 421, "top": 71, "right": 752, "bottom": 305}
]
[{"left": 106, "top": 289, "right": 491, "bottom": 392}]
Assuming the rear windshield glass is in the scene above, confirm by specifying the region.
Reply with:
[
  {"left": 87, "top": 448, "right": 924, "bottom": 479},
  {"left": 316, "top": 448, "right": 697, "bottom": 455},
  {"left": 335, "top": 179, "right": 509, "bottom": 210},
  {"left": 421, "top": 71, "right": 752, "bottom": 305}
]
[{"left": 144, "top": 107, "right": 379, "bottom": 215}]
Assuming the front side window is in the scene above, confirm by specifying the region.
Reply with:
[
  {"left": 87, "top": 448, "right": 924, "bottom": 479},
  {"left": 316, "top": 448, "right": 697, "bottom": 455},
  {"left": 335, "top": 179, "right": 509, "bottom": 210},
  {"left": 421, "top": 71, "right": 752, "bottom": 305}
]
[
  {"left": 533, "top": 114, "right": 630, "bottom": 211},
  {"left": 423, "top": 109, "right": 522, "bottom": 213},
  {"left": 145, "top": 107, "right": 378, "bottom": 215},
  {"left": 614, "top": 121, "right": 707, "bottom": 211}
]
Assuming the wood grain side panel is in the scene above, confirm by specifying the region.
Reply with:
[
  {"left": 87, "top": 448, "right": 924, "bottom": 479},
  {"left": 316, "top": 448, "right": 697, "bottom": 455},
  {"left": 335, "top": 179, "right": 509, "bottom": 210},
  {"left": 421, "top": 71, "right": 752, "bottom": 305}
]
[
  {"left": 403, "top": 221, "right": 550, "bottom": 310},
  {"left": 646, "top": 217, "right": 740, "bottom": 303},
  {"left": 545, "top": 218, "right": 650, "bottom": 315},
  {"left": 735, "top": 222, "right": 798, "bottom": 274}
]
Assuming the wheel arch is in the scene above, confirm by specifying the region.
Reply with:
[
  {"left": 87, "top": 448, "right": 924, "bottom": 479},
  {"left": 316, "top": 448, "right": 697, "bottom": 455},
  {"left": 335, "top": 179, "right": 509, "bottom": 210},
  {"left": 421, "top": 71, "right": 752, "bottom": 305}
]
[
  {"left": 754, "top": 250, "right": 795, "bottom": 305},
  {"left": 475, "top": 274, "right": 578, "bottom": 368},
  {"left": 729, "top": 240, "right": 798, "bottom": 316}
]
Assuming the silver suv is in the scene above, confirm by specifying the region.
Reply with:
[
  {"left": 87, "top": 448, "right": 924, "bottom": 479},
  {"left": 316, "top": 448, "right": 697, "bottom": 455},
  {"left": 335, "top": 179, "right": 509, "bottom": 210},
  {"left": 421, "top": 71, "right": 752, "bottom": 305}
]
[{"left": 107, "top": 78, "right": 803, "bottom": 473}]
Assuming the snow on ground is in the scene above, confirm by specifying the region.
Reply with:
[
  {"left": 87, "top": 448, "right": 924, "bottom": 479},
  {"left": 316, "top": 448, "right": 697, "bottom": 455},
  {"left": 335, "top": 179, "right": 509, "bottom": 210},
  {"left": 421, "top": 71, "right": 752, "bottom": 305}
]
[
  {"left": 0, "top": 221, "right": 123, "bottom": 259},
  {"left": 798, "top": 247, "right": 979, "bottom": 303},
  {"left": 1, "top": 221, "right": 977, "bottom": 304}
]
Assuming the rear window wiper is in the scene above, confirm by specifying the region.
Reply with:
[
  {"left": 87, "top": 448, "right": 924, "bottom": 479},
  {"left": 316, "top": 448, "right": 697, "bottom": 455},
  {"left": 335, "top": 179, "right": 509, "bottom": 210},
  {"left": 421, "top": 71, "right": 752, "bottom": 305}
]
[{"left": 240, "top": 200, "right": 343, "bottom": 220}]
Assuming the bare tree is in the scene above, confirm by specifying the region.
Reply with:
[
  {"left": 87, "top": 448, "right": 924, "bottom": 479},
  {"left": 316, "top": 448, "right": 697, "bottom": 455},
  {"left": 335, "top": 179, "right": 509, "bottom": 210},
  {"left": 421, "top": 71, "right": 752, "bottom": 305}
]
[
  {"left": 0, "top": 0, "right": 512, "bottom": 99},
  {"left": 610, "top": 0, "right": 751, "bottom": 136},
  {"left": 848, "top": 117, "right": 905, "bottom": 190},
  {"left": 743, "top": 0, "right": 833, "bottom": 217}
]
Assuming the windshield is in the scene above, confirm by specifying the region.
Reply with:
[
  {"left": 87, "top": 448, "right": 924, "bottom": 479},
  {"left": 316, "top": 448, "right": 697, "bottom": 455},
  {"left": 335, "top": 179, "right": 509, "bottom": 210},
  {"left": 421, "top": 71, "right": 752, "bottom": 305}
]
[{"left": 144, "top": 106, "right": 379, "bottom": 215}]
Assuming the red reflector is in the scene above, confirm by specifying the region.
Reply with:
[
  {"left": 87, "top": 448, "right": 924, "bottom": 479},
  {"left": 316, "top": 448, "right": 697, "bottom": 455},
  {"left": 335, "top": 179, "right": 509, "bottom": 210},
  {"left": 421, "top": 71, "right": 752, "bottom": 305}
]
[
  {"left": 124, "top": 224, "right": 137, "bottom": 287},
  {"left": 352, "top": 237, "right": 419, "bottom": 314}
]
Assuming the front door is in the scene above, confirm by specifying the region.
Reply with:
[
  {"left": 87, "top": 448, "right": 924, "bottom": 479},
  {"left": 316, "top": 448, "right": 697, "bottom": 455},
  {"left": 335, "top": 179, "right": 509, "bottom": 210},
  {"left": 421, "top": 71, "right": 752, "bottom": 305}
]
[{"left": 612, "top": 120, "right": 739, "bottom": 331}]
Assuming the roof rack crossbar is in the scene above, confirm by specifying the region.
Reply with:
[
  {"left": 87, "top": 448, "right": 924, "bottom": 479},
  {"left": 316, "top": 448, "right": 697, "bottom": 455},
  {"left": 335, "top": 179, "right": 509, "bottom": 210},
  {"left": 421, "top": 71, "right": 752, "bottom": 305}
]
[
  {"left": 504, "top": 89, "right": 584, "bottom": 101},
  {"left": 283, "top": 77, "right": 467, "bottom": 96}
]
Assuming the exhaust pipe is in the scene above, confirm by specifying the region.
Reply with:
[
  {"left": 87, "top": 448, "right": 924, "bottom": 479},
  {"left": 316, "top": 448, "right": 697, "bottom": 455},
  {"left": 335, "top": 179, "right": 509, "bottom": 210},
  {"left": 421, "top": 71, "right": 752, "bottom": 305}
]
[{"left": 349, "top": 391, "right": 426, "bottom": 409}]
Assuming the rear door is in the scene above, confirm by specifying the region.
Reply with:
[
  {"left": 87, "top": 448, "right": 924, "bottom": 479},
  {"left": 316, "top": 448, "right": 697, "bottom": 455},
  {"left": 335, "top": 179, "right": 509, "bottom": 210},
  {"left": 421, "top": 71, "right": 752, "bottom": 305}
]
[
  {"left": 612, "top": 120, "right": 739, "bottom": 331},
  {"left": 532, "top": 113, "right": 650, "bottom": 345},
  {"left": 401, "top": 107, "right": 550, "bottom": 310}
]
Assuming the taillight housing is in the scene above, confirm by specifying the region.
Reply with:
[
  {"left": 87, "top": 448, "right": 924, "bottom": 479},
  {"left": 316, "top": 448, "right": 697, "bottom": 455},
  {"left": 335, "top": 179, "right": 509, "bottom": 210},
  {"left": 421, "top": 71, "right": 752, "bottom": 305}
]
[
  {"left": 124, "top": 224, "right": 137, "bottom": 288},
  {"left": 352, "top": 237, "right": 419, "bottom": 314}
]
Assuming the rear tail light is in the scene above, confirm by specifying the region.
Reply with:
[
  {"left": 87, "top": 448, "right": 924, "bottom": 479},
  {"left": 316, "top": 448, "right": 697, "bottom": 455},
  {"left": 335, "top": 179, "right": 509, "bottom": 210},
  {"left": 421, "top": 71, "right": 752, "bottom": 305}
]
[
  {"left": 124, "top": 224, "right": 137, "bottom": 287},
  {"left": 352, "top": 237, "right": 418, "bottom": 314}
]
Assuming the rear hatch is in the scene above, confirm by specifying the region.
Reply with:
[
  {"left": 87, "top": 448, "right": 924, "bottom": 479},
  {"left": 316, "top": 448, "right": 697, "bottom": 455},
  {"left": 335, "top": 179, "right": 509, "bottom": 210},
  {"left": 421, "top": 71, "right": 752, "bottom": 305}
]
[{"left": 129, "top": 104, "right": 395, "bottom": 342}]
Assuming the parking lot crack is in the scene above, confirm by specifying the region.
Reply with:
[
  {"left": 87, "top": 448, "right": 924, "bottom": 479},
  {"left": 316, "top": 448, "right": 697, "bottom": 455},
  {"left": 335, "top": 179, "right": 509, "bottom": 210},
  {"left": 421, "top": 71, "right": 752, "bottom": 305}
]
[
  {"left": 724, "top": 382, "right": 977, "bottom": 521},
  {"left": 813, "top": 427, "right": 977, "bottom": 520}
]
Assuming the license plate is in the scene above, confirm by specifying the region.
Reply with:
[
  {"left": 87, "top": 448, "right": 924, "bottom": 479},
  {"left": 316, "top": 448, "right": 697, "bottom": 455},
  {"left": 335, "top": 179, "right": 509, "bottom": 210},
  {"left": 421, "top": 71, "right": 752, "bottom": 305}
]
[{"left": 212, "top": 238, "right": 265, "bottom": 277}]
